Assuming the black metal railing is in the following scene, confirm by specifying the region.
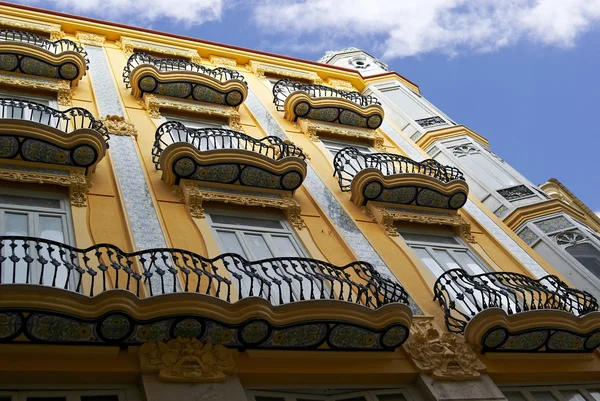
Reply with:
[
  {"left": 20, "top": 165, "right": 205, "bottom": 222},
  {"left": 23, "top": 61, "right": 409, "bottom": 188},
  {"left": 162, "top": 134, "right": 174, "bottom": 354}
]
[
  {"left": 415, "top": 116, "right": 446, "bottom": 128},
  {"left": 0, "top": 29, "right": 89, "bottom": 68},
  {"left": 0, "top": 236, "right": 410, "bottom": 308},
  {"left": 123, "top": 52, "right": 247, "bottom": 88},
  {"left": 433, "top": 269, "right": 599, "bottom": 333},
  {"left": 333, "top": 147, "right": 465, "bottom": 192},
  {"left": 0, "top": 98, "right": 109, "bottom": 144},
  {"left": 273, "top": 78, "right": 381, "bottom": 111},
  {"left": 152, "top": 121, "right": 306, "bottom": 169}
]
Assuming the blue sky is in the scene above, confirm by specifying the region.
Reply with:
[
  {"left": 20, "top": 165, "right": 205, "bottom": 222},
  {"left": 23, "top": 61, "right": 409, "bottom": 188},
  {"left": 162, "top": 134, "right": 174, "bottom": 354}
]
[{"left": 14, "top": 0, "right": 600, "bottom": 213}]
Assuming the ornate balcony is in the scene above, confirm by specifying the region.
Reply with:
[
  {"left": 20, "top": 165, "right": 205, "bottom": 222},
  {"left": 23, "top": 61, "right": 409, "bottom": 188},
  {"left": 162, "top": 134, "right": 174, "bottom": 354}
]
[
  {"left": 434, "top": 269, "right": 600, "bottom": 353},
  {"left": 273, "top": 79, "right": 384, "bottom": 129},
  {"left": 0, "top": 98, "right": 109, "bottom": 173},
  {"left": 0, "top": 236, "right": 412, "bottom": 351},
  {"left": 123, "top": 53, "right": 247, "bottom": 107},
  {"left": 333, "top": 147, "right": 468, "bottom": 210},
  {"left": 153, "top": 121, "right": 307, "bottom": 189},
  {"left": 0, "top": 30, "right": 89, "bottom": 85}
]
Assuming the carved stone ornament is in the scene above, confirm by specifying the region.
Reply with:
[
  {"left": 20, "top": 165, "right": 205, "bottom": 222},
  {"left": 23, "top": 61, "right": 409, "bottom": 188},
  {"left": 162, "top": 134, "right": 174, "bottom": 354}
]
[
  {"left": 403, "top": 318, "right": 485, "bottom": 380},
  {"left": 209, "top": 55, "right": 237, "bottom": 68},
  {"left": 116, "top": 36, "right": 202, "bottom": 63},
  {"left": 246, "top": 60, "right": 323, "bottom": 84},
  {"left": 140, "top": 337, "right": 238, "bottom": 383},
  {"left": 368, "top": 204, "right": 476, "bottom": 243},
  {"left": 183, "top": 182, "right": 305, "bottom": 229},
  {"left": 0, "top": 164, "right": 90, "bottom": 207},
  {"left": 297, "top": 118, "right": 384, "bottom": 151},
  {"left": 0, "top": 72, "right": 72, "bottom": 106},
  {"left": 326, "top": 78, "right": 355, "bottom": 91},
  {"left": 99, "top": 115, "right": 137, "bottom": 137},
  {"left": 0, "top": 17, "right": 64, "bottom": 40},
  {"left": 143, "top": 94, "right": 242, "bottom": 130},
  {"left": 76, "top": 31, "right": 106, "bottom": 46}
]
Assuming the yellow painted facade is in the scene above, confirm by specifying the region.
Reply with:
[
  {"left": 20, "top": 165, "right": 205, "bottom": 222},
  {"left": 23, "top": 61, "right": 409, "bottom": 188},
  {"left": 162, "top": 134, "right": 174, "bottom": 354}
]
[{"left": 0, "top": 3, "right": 599, "bottom": 401}]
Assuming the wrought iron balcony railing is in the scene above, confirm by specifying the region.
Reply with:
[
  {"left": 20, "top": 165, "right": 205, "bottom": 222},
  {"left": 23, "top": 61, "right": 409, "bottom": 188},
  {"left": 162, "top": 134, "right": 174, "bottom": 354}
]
[
  {"left": 333, "top": 147, "right": 465, "bottom": 192},
  {"left": 152, "top": 121, "right": 306, "bottom": 169},
  {"left": 0, "top": 236, "right": 410, "bottom": 309},
  {"left": 273, "top": 78, "right": 381, "bottom": 111},
  {"left": 0, "top": 29, "right": 89, "bottom": 66},
  {"left": 0, "top": 98, "right": 109, "bottom": 144},
  {"left": 122, "top": 52, "right": 247, "bottom": 89},
  {"left": 415, "top": 116, "right": 446, "bottom": 128},
  {"left": 433, "top": 269, "right": 599, "bottom": 334}
]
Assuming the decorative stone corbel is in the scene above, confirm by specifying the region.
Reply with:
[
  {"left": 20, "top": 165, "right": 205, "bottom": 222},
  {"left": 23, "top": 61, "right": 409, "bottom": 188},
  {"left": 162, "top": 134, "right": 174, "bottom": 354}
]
[
  {"left": 100, "top": 115, "right": 138, "bottom": 137},
  {"left": 142, "top": 94, "right": 243, "bottom": 130},
  {"left": 140, "top": 337, "right": 238, "bottom": 383},
  {"left": 76, "top": 31, "right": 106, "bottom": 47},
  {"left": 0, "top": 73, "right": 72, "bottom": 106},
  {"left": 403, "top": 318, "right": 485, "bottom": 380},
  {"left": 367, "top": 203, "right": 476, "bottom": 243},
  {"left": 182, "top": 182, "right": 305, "bottom": 229}
]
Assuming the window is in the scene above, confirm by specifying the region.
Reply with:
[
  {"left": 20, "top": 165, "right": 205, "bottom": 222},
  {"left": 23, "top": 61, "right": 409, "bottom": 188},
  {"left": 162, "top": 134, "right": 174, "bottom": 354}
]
[
  {"left": 207, "top": 210, "right": 310, "bottom": 303},
  {"left": 320, "top": 139, "right": 374, "bottom": 158},
  {"left": 0, "top": 189, "right": 75, "bottom": 287},
  {"left": 399, "top": 231, "right": 488, "bottom": 278},
  {"left": 161, "top": 114, "right": 232, "bottom": 150},
  {"left": 246, "top": 389, "right": 417, "bottom": 401},
  {"left": 0, "top": 390, "right": 125, "bottom": 401},
  {"left": 0, "top": 91, "right": 57, "bottom": 124},
  {"left": 502, "top": 384, "right": 600, "bottom": 401}
]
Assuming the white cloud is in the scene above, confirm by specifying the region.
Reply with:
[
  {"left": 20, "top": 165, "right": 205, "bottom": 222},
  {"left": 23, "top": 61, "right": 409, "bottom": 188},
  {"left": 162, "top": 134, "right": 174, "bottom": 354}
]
[
  {"left": 19, "top": 0, "right": 226, "bottom": 26},
  {"left": 252, "top": 0, "right": 600, "bottom": 58}
]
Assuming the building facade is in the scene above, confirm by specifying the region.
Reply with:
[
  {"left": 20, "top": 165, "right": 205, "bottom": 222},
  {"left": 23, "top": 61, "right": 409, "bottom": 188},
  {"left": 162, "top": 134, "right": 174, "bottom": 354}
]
[{"left": 0, "top": 3, "right": 599, "bottom": 401}]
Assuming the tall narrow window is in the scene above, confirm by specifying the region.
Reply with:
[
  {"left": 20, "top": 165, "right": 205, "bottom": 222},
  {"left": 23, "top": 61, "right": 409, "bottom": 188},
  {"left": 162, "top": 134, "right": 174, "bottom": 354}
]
[
  {"left": 0, "top": 189, "right": 74, "bottom": 287},
  {"left": 320, "top": 138, "right": 374, "bottom": 158},
  {"left": 206, "top": 211, "right": 309, "bottom": 303}
]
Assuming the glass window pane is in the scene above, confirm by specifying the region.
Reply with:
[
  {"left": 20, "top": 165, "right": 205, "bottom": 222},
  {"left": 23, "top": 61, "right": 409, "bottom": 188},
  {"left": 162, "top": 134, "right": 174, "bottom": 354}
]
[
  {"left": 335, "top": 397, "right": 367, "bottom": 401},
  {"left": 565, "top": 243, "right": 600, "bottom": 278},
  {"left": 559, "top": 390, "right": 586, "bottom": 401},
  {"left": 254, "top": 397, "right": 285, "bottom": 401},
  {"left": 400, "top": 232, "right": 460, "bottom": 245},
  {"left": 210, "top": 214, "right": 283, "bottom": 230},
  {"left": 588, "top": 390, "right": 600, "bottom": 400},
  {"left": 376, "top": 394, "right": 407, "bottom": 401},
  {"left": 0, "top": 195, "right": 61, "bottom": 209},
  {"left": 244, "top": 234, "right": 274, "bottom": 260},
  {"left": 432, "top": 249, "right": 460, "bottom": 272},
  {"left": 270, "top": 235, "right": 301, "bottom": 258},
  {"left": 411, "top": 247, "right": 445, "bottom": 278},
  {"left": 38, "top": 215, "right": 65, "bottom": 242},
  {"left": 530, "top": 391, "right": 559, "bottom": 401},
  {"left": 503, "top": 392, "right": 527, "bottom": 401},
  {"left": 80, "top": 396, "right": 120, "bottom": 401},
  {"left": 4, "top": 212, "right": 29, "bottom": 235},
  {"left": 454, "top": 250, "right": 487, "bottom": 275},
  {"left": 215, "top": 230, "right": 247, "bottom": 259}
]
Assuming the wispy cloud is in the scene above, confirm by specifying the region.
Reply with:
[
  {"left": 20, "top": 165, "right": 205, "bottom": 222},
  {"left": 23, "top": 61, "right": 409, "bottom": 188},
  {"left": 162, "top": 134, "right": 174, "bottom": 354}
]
[
  {"left": 17, "top": 0, "right": 226, "bottom": 26},
  {"left": 252, "top": 0, "right": 600, "bottom": 58}
]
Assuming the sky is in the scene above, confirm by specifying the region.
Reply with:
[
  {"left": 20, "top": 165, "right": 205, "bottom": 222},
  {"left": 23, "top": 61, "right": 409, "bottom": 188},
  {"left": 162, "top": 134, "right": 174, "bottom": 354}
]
[{"left": 12, "top": 0, "right": 600, "bottom": 214}]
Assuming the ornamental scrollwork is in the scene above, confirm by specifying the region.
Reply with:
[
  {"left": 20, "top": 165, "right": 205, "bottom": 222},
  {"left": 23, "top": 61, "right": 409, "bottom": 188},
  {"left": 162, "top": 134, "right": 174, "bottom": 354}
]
[
  {"left": 246, "top": 61, "right": 323, "bottom": 84},
  {"left": 183, "top": 183, "right": 305, "bottom": 229},
  {"left": 0, "top": 17, "right": 64, "bottom": 40},
  {"left": 209, "top": 55, "right": 237, "bottom": 68},
  {"left": 298, "top": 119, "right": 384, "bottom": 151},
  {"left": 326, "top": 78, "right": 355, "bottom": 91},
  {"left": 117, "top": 37, "right": 202, "bottom": 63},
  {"left": 555, "top": 231, "right": 587, "bottom": 247},
  {"left": 143, "top": 94, "right": 242, "bottom": 130},
  {"left": 403, "top": 318, "right": 485, "bottom": 380},
  {"left": 452, "top": 144, "right": 479, "bottom": 157},
  {"left": 0, "top": 73, "right": 72, "bottom": 106},
  {"left": 140, "top": 337, "right": 237, "bottom": 383},
  {"left": 76, "top": 31, "right": 106, "bottom": 46},
  {"left": 99, "top": 115, "right": 137, "bottom": 137}
]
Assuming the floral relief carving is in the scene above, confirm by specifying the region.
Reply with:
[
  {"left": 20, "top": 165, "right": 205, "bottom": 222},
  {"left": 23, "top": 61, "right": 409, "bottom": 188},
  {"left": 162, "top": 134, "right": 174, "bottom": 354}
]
[
  {"left": 140, "top": 337, "right": 238, "bottom": 383},
  {"left": 143, "top": 94, "right": 242, "bottom": 130},
  {"left": 0, "top": 17, "right": 64, "bottom": 40},
  {"left": 209, "top": 55, "right": 237, "bottom": 68},
  {"left": 117, "top": 37, "right": 201, "bottom": 63},
  {"left": 99, "top": 115, "right": 138, "bottom": 137},
  {"left": 76, "top": 31, "right": 106, "bottom": 46},
  {"left": 326, "top": 78, "right": 355, "bottom": 91},
  {"left": 247, "top": 61, "right": 323, "bottom": 84},
  {"left": 183, "top": 183, "right": 305, "bottom": 229},
  {"left": 298, "top": 119, "right": 384, "bottom": 150},
  {"left": 0, "top": 73, "right": 72, "bottom": 106},
  {"left": 403, "top": 318, "right": 485, "bottom": 380}
]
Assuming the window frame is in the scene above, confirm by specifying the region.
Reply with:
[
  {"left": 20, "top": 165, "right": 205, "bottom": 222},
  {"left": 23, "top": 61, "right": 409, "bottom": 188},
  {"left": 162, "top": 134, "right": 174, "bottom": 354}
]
[
  {"left": 319, "top": 138, "right": 375, "bottom": 158},
  {"left": 245, "top": 388, "right": 420, "bottom": 401},
  {"left": 161, "top": 113, "right": 230, "bottom": 130},
  {"left": 501, "top": 383, "right": 600, "bottom": 401}
]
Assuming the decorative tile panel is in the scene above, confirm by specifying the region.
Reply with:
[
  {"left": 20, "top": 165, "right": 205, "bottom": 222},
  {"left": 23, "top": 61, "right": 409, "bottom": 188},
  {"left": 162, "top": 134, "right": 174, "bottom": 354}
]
[
  {"left": 84, "top": 44, "right": 171, "bottom": 293},
  {"left": 535, "top": 216, "right": 575, "bottom": 234},
  {"left": 245, "top": 90, "right": 422, "bottom": 315},
  {"left": 379, "top": 121, "right": 550, "bottom": 279},
  {"left": 518, "top": 226, "right": 540, "bottom": 246}
]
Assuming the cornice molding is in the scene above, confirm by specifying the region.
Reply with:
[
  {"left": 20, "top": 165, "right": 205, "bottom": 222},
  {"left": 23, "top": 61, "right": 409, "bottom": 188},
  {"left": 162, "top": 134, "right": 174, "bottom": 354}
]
[
  {"left": 0, "top": 16, "right": 64, "bottom": 40},
  {"left": 247, "top": 60, "right": 323, "bottom": 84},
  {"left": 505, "top": 199, "right": 588, "bottom": 231},
  {"left": 0, "top": 72, "right": 71, "bottom": 106},
  {"left": 297, "top": 118, "right": 384, "bottom": 150},
  {"left": 76, "top": 31, "right": 105, "bottom": 46},
  {"left": 417, "top": 125, "right": 489, "bottom": 151},
  {"left": 117, "top": 36, "right": 202, "bottom": 63}
]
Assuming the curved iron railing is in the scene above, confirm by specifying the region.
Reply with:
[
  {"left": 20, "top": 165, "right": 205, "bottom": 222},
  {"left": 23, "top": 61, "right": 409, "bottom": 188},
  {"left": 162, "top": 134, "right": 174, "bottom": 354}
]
[
  {"left": 123, "top": 52, "right": 247, "bottom": 88},
  {"left": 152, "top": 121, "right": 306, "bottom": 169},
  {"left": 433, "top": 269, "right": 599, "bottom": 333},
  {"left": 272, "top": 78, "right": 381, "bottom": 111},
  {"left": 0, "top": 29, "right": 89, "bottom": 68},
  {"left": 0, "top": 98, "right": 109, "bottom": 145},
  {"left": 0, "top": 236, "right": 410, "bottom": 308},
  {"left": 333, "top": 147, "right": 465, "bottom": 192}
]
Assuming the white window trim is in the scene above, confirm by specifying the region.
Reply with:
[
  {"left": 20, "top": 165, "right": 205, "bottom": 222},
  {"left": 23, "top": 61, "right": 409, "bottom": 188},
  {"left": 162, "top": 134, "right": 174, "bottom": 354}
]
[
  {"left": 246, "top": 387, "right": 421, "bottom": 401},
  {"left": 501, "top": 383, "right": 600, "bottom": 401},
  {"left": 161, "top": 113, "right": 230, "bottom": 130},
  {"left": 0, "top": 89, "right": 58, "bottom": 109}
]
